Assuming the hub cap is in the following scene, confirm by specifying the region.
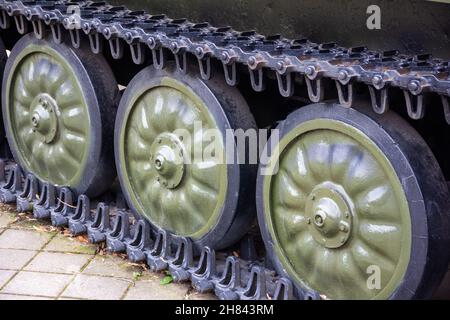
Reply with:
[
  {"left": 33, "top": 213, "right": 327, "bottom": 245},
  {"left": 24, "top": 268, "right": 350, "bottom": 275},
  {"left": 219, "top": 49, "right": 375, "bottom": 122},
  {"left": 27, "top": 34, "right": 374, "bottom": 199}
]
[
  {"left": 30, "top": 93, "right": 58, "bottom": 143},
  {"left": 149, "top": 133, "right": 185, "bottom": 189},
  {"left": 306, "top": 182, "right": 353, "bottom": 249},
  {"left": 119, "top": 78, "right": 227, "bottom": 239},
  {"left": 5, "top": 47, "right": 90, "bottom": 186},
  {"left": 264, "top": 119, "right": 411, "bottom": 300}
]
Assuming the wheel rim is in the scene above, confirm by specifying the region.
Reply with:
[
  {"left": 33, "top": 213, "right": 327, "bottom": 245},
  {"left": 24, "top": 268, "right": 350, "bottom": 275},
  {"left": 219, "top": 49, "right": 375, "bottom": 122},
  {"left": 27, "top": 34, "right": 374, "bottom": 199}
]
[
  {"left": 5, "top": 44, "right": 90, "bottom": 186},
  {"left": 119, "top": 77, "right": 227, "bottom": 239},
  {"left": 263, "top": 119, "right": 411, "bottom": 300}
]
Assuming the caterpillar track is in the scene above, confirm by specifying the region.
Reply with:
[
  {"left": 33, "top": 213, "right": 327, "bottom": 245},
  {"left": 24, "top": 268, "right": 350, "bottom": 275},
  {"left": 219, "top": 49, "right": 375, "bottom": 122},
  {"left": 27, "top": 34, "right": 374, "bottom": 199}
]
[
  {"left": 0, "top": 160, "right": 295, "bottom": 300},
  {"left": 0, "top": 0, "right": 450, "bottom": 300}
]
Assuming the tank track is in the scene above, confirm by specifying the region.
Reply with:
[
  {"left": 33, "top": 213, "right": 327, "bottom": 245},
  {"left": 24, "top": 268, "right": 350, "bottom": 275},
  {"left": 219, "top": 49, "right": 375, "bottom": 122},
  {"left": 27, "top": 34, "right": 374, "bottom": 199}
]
[
  {"left": 0, "top": 160, "right": 297, "bottom": 300},
  {"left": 1, "top": 0, "right": 450, "bottom": 301},
  {"left": 1, "top": 0, "right": 449, "bottom": 120}
]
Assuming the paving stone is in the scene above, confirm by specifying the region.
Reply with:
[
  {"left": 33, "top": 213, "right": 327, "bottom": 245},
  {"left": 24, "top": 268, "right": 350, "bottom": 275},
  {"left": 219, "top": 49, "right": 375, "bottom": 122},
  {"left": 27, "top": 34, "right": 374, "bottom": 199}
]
[
  {"left": 0, "top": 293, "right": 52, "bottom": 300},
  {"left": 0, "top": 211, "right": 14, "bottom": 228},
  {"left": 124, "top": 277, "right": 190, "bottom": 300},
  {"left": 1, "top": 271, "right": 73, "bottom": 297},
  {"left": 24, "top": 252, "right": 93, "bottom": 274},
  {"left": 0, "top": 270, "right": 16, "bottom": 288},
  {"left": 0, "top": 249, "right": 37, "bottom": 270},
  {"left": 43, "top": 234, "right": 97, "bottom": 254},
  {"left": 61, "top": 274, "right": 131, "bottom": 300},
  {"left": 0, "top": 229, "right": 52, "bottom": 250},
  {"left": 82, "top": 255, "right": 144, "bottom": 279}
]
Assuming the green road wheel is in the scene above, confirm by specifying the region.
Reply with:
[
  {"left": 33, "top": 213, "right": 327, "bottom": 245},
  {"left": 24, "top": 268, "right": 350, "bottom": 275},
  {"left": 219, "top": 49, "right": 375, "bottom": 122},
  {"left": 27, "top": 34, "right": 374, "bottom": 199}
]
[
  {"left": 257, "top": 103, "right": 450, "bottom": 300},
  {"left": 115, "top": 63, "right": 256, "bottom": 249},
  {"left": 2, "top": 34, "right": 117, "bottom": 197}
]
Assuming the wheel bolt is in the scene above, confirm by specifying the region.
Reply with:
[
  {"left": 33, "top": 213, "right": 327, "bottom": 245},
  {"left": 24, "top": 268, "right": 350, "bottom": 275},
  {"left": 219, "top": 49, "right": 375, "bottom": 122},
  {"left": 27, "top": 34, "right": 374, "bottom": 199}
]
[
  {"left": 195, "top": 47, "right": 204, "bottom": 57},
  {"left": 338, "top": 70, "right": 348, "bottom": 81},
  {"left": 276, "top": 61, "right": 285, "bottom": 71},
  {"left": 148, "top": 37, "right": 155, "bottom": 46},
  {"left": 372, "top": 75, "right": 383, "bottom": 86},
  {"left": 221, "top": 52, "right": 229, "bottom": 62},
  {"left": 248, "top": 56, "right": 257, "bottom": 67},
  {"left": 305, "top": 66, "right": 315, "bottom": 76},
  {"left": 339, "top": 223, "right": 348, "bottom": 233},
  {"left": 408, "top": 80, "right": 421, "bottom": 94}
]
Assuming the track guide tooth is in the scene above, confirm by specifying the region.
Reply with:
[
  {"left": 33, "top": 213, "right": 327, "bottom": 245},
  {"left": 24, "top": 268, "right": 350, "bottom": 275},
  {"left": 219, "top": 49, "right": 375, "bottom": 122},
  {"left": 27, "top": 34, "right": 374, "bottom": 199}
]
[
  {"left": 239, "top": 266, "right": 267, "bottom": 300},
  {"left": 169, "top": 237, "right": 194, "bottom": 282},
  {"left": 50, "top": 187, "right": 74, "bottom": 227},
  {"left": 272, "top": 278, "right": 295, "bottom": 300},
  {"left": 191, "top": 247, "right": 217, "bottom": 293},
  {"left": 106, "top": 210, "right": 130, "bottom": 253},
  {"left": 16, "top": 174, "right": 38, "bottom": 212},
  {"left": 68, "top": 194, "right": 91, "bottom": 236},
  {"left": 125, "top": 219, "right": 151, "bottom": 262},
  {"left": 214, "top": 256, "right": 241, "bottom": 300},
  {"left": 87, "top": 202, "right": 110, "bottom": 243},
  {"left": 146, "top": 229, "right": 170, "bottom": 271},
  {"left": 0, "top": 164, "right": 23, "bottom": 204},
  {"left": 33, "top": 183, "right": 56, "bottom": 219}
]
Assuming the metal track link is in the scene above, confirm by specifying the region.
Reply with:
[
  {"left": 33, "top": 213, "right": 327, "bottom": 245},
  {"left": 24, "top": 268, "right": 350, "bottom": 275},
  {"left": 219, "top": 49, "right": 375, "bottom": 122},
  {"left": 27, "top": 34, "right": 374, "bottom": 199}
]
[
  {"left": 0, "top": 0, "right": 449, "bottom": 122},
  {"left": 0, "top": 159, "right": 298, "bottom": 300}
]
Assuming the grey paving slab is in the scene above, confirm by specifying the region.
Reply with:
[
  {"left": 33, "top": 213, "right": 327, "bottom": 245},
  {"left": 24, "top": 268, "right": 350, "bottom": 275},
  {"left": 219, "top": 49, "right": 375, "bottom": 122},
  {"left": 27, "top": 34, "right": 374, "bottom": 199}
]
[
  {"left": 0, "top": 229, "right": 53, "bottom": 250},
  {"left": 0, "top": 270, "right": 16, "bottom": 288},
  {"left": 82, "top": 255, "right": 143, "bottom": 279},
  {"left": 0, "top": 293, "right": 52, "bottom": 300},
  {"left": 0, "top": 212, "right": 10, "bottom": 229},
  {"left": 43, "top": 234, "right": 97, "bottom": 254},
  {"left": 61, "top": 274, "right": 131, "bottom": 300},
  {"left": 0, "top": 249, "right": 37, "bottom": 270},
  {"left": 124, "top": 277, "right": 190, "bottom": 300},
  {"left": 0, "top": 211, "right": 14, "bottom": 228},
  {"left": 1, "top": 271, "right": 73, "bottom": 297},
  {"left": 24, "top": 252, "right": 93, "bottom": 274}
]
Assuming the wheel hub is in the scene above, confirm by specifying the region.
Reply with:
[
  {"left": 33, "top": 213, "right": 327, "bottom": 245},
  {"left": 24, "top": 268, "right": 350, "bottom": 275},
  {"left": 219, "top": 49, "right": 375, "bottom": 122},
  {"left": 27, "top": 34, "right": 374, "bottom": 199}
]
[
  {"left": 306, "top": 182, "right": 353, "bottom": 249},
  {"left": 150, "top": 133, "right": 185, "bottom": 189},
  {"left": 30, "top": 93, "right": 59, "bottom": 144}
]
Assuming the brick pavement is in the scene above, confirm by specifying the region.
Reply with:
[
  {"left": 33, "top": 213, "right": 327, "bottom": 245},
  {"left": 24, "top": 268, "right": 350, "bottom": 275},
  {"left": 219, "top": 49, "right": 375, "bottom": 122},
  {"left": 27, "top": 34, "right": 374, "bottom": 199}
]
[{"left": 0, "top": 204, "right": 215, "bottom": 300}]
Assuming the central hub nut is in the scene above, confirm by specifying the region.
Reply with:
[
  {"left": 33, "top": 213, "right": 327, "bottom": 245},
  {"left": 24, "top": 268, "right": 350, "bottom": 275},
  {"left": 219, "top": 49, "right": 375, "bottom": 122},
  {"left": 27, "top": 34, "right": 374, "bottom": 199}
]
[
  {"left": 30, "top": 94, "right": 59, "bottom": 144},
  {"left": 306, "top": 182, "right": 354, "bottom": 249},
  {"left": 313, "top": 209, "right": 327, "bottom": 228},
  {"left": 150, "top": 133, "right": 186, "bottom": 190}
]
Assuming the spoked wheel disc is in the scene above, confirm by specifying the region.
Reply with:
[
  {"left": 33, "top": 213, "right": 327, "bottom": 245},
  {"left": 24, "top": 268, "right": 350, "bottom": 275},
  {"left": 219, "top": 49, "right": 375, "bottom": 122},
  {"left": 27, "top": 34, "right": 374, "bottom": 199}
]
[
  {"left": 115, "top": 63, "right": 256, "bottom": 249},
  {"left": 2, "top": 34, "right": 117, "bottom": 196},
  {"left": 257, "top": 103, "right": 450, "bottom": 300}
]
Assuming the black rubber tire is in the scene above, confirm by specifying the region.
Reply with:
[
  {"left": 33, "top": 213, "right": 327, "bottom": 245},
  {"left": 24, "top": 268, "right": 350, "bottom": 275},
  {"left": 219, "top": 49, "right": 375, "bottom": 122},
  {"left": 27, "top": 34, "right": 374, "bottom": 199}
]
[
  {"left": 115, "top": 62, "right": 257, "bottom": 251},
  {"left": 2, "top": 33, "right": 118, "bottom": 197},
  {"left": 256, "top": 102, "right": 450, "bottom": 300},
  {"left": 0, "top": 36, "right": 8, "bottom": 154}
]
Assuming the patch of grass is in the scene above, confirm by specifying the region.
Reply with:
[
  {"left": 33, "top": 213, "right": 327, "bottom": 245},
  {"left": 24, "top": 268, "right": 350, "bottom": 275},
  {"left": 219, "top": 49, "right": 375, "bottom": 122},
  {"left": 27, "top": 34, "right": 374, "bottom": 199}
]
[{"left": 160, "top": 271, "right": 174, "bottom": 285}]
